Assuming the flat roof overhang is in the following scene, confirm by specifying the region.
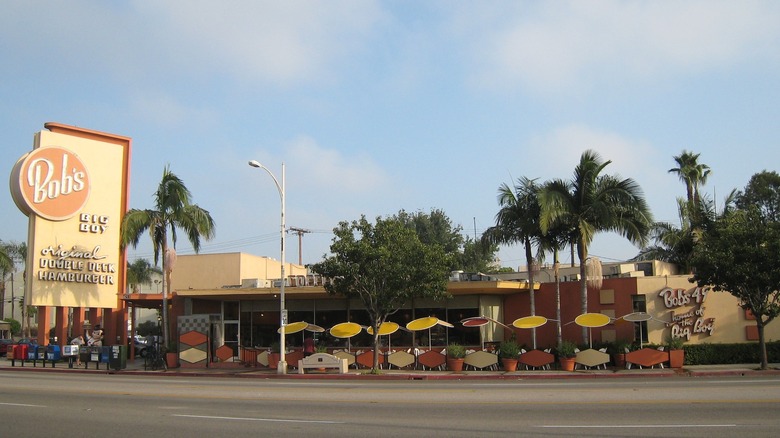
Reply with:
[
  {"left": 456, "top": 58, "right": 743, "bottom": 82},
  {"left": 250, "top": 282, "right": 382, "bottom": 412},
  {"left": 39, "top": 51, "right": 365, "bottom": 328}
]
[{"left": 123, "top": 280, "right": 535, "bottom": 304}]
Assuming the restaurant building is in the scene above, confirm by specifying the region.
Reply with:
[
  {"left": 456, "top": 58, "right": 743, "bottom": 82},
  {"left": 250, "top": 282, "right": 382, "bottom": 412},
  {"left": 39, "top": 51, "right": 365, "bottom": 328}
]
[{"left": 122, "top": 252, "right": 779, "bottom": 368}]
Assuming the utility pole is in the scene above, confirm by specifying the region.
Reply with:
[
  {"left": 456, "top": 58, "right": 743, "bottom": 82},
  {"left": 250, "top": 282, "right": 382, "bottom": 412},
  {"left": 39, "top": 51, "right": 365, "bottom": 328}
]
[{"left": 288, "top": 227, "right": 311, "bottom": 265}]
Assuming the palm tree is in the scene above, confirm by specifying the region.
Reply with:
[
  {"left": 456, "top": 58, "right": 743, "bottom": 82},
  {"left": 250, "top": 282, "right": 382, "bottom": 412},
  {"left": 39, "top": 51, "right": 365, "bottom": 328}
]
[
  {"left": 126, "top": 258, "right": 163, "bottom": 294},
  {"left": 482, "top": 177, "right": 543, "bottom": 348},
  {"left": 669, "top": 150, "right": 711, "bottom": 222},
  {"left": 634, "top": 192, "right": 738, "bottom": 274},
  {"left": 537, "top": 205, "right": 578, "bottom": 349},
  {"left": 0, "top": 241, "right": 14, "bottom": 320},
  {"left": 121, "top": 165, "right": 216, "bottom": 346},
  {"left": 539, "top": 150, "right": 653, "bottom": 344},
  {"left": 3, "top": 242, "right": 29, "bottom": 336}
]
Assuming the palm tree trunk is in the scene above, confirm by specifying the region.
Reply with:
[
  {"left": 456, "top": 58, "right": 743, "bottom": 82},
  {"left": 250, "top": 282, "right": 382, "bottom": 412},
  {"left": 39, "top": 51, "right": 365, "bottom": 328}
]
[
  {"left": 162, "top": 241, "right": 169, "bottom": 348},
  {"left": 578, "top": 242, "right": 588, "bottom": 345},
  {"left": 554, "top": 255, "right": 562, "bottom": 349},
  {"left": 525, "top": 239, "right": 536, "bottom": 349}
]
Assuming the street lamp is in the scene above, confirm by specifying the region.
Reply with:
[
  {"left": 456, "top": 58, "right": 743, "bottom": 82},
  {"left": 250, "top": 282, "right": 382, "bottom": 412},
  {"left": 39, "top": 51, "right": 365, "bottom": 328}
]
[{"left": 248, "top": 160, "right": 287, "bottom": 374}]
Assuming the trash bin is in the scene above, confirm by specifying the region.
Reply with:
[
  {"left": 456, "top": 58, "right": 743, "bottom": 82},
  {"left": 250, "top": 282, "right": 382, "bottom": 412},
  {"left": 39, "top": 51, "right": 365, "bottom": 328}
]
[{"left": 109, "top": 345, "right": 127, "bottom": 370}]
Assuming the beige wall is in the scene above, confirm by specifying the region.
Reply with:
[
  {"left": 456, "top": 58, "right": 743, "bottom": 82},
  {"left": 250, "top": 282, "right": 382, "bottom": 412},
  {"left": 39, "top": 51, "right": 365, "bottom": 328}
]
[
  {"left": 171, "top": 252, "right": 307, "bottom": 290},
  {"left": 639, "top": 275, "right": 780, "bottom": 345}
]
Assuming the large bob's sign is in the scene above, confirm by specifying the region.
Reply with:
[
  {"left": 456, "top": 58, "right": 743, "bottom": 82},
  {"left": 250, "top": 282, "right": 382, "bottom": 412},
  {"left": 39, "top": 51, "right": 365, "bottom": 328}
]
[{"left": 10, "top": 123, "right": 131, "bottom": 308}]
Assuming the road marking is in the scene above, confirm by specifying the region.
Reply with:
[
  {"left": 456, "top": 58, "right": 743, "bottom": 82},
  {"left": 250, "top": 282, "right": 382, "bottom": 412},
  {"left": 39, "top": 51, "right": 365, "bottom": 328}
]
[
  {"left": 540, "top": 424, "right": 736, "bottom": 429},
  {"left": 0, "top": 402, "right": 46, "bottom": 408},
  {"left": 172, "top": 414, "right": 343, "bottom": 424}
]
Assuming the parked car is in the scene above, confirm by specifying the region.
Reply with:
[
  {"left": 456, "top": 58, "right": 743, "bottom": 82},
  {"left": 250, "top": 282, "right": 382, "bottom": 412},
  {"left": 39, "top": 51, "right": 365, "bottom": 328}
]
[
  {"left": 15, "top": 338, "right": 38, "bottom": 347},
  {"left": 134, "top": 341, "right": 149, "bottom": 357},
  {"left": 0, "top": 338, "right": 14, "bottom": 356}
]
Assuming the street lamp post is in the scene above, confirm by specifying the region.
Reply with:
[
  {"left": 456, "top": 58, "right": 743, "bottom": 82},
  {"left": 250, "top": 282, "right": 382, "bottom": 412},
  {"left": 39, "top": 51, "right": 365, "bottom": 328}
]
[{"left": 248, "top": 160, "right": 287, "bottom": 374}]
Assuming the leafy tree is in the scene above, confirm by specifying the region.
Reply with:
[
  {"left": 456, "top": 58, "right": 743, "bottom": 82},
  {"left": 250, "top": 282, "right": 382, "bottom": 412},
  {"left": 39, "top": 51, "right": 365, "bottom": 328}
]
[
  {"left": 482, "top": 177, "right": 543, "bottom": 348},
  {"left": 136, "top": 320, "right": 162, "bottom": 337},
  {"left": 393, "top": 208, "right": 496, "bottom": 272},
  {"left": 121, "top": 165, "right": 216, "bottom": 346},
  {"left": 126, "top": 258, "right": 163, "bottom": 293},
  {"left": 539, "top": 150, "right": 653, "bottom": 344},
  {"left": 460, "top": 237, "right": 498, "bottom": 273},
  {"left": 4, "top": 318, "right": 21, "bottom": 336},
  {"left": 311, "top": 215, "right": 452, "bottom": 372},
  {"left": 736, "top": 170, "right": 780, "bottom": 222},
  {"left": 691, "top": 207, "right": 780, "bottom": 369}
]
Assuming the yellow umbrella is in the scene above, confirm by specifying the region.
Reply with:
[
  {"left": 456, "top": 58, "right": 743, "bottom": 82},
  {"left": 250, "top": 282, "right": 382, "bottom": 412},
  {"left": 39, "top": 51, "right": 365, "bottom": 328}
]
[
  {"left": 406, "top": 317, "right": 452, "bottom": 350},
  {"left": 367, "top": 322, "right": 401, "bottom": 351},
  {"left": 406, "top": 317, "right": 438, "bottom": 331},
  {"left": 574, "top": 313, "right": 612, "bottom": 348},
  {"left": 278, "top": 321, "right": 326, "bottom": 349},
  {"left": 278, "top": 321, "right": 309, "bottom": 334},
  {"left": 367, "top": 322, "right": 400, "bottom": 336},
  {"left": 329, "top": 322, "right": 363, "bottom": 351},
  {"left": 330, "top": 322, "right": 363, "bottom": 338},
  {"left": 512, "top": 315, "right": 549, "bottom": 329}
]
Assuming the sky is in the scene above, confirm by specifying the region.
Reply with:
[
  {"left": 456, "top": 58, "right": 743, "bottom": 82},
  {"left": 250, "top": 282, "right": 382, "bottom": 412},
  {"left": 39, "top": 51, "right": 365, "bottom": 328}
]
[{"left": 2, "top": 1, "right": 779, "bottom": 271}]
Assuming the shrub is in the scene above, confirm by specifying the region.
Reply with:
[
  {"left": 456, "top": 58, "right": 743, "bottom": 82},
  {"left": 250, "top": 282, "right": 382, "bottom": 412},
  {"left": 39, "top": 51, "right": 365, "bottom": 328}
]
[
  {"left": 557, "top": 340, "right": 577, "bottom": 359},
  {"left": 447, "top": 343, "right": 466, "bottom": 359},
  {"left": 499, "top": 340, "right": 521, "bottom": 359}
]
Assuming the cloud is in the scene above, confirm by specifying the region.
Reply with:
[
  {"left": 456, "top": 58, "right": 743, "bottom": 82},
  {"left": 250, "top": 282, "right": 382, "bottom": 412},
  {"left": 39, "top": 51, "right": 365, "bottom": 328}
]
[
  {"left": 530, "top": 124, "right": 658, "bottom": 178},
  {"left": 133, "top": 1, "right": 386, "bottom": 85},
  {"left": 129, "top": 93, "right": 218, "bottom": 128},
  {"left": 460, "top": 0, "right": 780, "bottom": 93},
  {"left": 528, "top": 123, "right": 680, "bottom": 224},
  {"left": 286, "top": 136, "right": 388, "bottom": 194},
  {"left": 0, "top": 1, "right": 386, "bottom": 86}
]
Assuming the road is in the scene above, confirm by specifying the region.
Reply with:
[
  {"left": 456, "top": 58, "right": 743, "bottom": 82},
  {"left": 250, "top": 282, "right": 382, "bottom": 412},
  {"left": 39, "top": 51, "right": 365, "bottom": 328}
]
[{"left": 1, "top": 371, "right": 779, "bottom": 437}]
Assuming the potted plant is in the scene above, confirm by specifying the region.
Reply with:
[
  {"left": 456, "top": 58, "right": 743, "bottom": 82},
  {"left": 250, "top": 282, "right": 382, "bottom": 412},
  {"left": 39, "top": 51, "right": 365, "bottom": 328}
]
[
  {"left": 166, "top": 341, "right": 178, "bottom": 369},
  {"left": 557, "top": 340, "right": 577, "bottom": 371},
  {"left": 499, "top": 340, "right": 521, "bottom": 372},
  {"left": 666, "top": 335, "right": 685, "bottom": 368},
  {"left": 268, "top": 342, "right": 280, "bottom": 369},
  {"left": 610, "top": 339, "right": 631, "bottom": 368},
  {"left": 446, "top": 343, "right": 466, "bottom": 372}
]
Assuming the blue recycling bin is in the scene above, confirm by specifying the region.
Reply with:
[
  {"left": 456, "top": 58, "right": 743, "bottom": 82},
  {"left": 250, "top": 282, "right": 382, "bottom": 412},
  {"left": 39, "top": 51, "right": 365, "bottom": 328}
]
[
  {"left": 26, "top": 345, "right": 37, "bottom": 361},
  {"left": 46, "top": 345, "right": 61, "bottom": 361}
]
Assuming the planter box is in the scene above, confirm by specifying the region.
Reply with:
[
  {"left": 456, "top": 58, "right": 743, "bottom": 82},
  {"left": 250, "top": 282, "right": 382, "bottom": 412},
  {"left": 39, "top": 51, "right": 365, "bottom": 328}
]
[
  {"left": 447, "top": 358, "right": 464, "bottom": 372},
  {"left": 559, "top": 357, "right": 576, "bottom": 371},
  {"left": 668, "top": 349, "right": 684, "bottom": 368},
  {"left": 501, "top": 358, "right": 519, "bottom": 372}
]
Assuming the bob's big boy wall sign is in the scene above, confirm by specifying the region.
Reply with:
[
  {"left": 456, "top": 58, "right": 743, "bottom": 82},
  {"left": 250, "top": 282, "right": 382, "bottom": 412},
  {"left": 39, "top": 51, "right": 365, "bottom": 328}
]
[{"left": 10, "top": 123, "right": 131, "bottom": 308}]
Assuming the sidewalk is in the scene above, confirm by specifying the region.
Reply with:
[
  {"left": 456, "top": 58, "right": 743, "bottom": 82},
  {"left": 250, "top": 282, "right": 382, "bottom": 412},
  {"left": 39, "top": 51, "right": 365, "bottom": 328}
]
[{"left": 3, "top": 356, "right": 779, "bottom": 380}]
